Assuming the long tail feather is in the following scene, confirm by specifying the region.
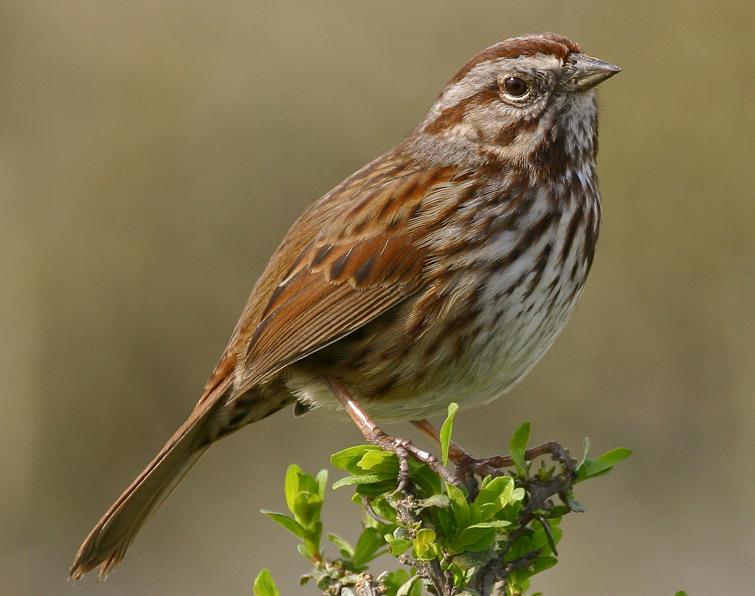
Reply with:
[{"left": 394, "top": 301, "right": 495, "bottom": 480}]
[
  {"left": 68, "top": 379, "right": 232, "bottom": 581},
  {"left": 69, "top": 377, "right": 295, "bottom": 580},
  {"left": 69, "top": 414, "right": 210, "bottom": 580}
]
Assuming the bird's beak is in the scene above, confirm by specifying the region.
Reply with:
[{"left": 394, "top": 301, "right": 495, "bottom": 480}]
[{"left": 569, "top": 54, "right": 621, "bottom": 90}]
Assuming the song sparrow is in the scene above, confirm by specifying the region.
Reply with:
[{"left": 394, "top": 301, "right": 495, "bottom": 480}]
[{"left": 71, "top": 32, "right": 619, "bottom": 580}]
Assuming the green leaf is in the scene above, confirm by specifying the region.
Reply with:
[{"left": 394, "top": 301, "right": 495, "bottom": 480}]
[
  {"left": 382, "top": 569, "right": 416, "bottom": 595},
  {"left": 412, "top": 528, "right": 438, "bottom": 560},
  {"left": 446, "top": 482, "right": 470, "bottom": 530},
  {"left": 674, "top": 592, "right": 689, "bottom": 596},
  {"left": 253, "top": 569, "right": 280, "bottom": 596},
  {"left": 396, "top": 575, "right": 421, "bottom": 596},
  {"left": 453, "top": 520, "right": 510, "bottom": 552},
  {"left": 301, "top": 521, "right": 322, "bottom": 560},
  {"left": 361, "top": 494, "right": 397, "bottom": 524},
  {"left": 440, "top": 402, "right": 459, "bottom": 466},
  {"left": 292, "top": 492, "right": 322, "bottom": 527},
  {"left": 358, "top": 450, "right": 399, "bottom": 474},
  {"left": 530, "top": 518, "right": 563, "bottom": 553},
  {"left": 354, "top": 479, "right": 399, "bottom": 497},
  {"left": 330, "top": 445, "right": 380, "bottom": 474},
  {"left": 531, "top": 555, "right": 558, "bottom": 575},
  {"left": 352, "top": 527, "right": 385, "bottom": 566},
  {"left": 578, "top": 436, "right": 591, "bottom": 469},
  {"left": 327, "top": 533, "right": 354, "bottom": 558},
  {"left": 386, "top": 535, "right": 412, "bottom": 556},
  {"left": 332, "top": 473, "right": 393, "bottom": 489},
  {"left": 416, "top": 494, "right": 451, "bottom": 510},
  {"left": 510, "top": 422, "right": 531, "bottom": 477},
  {"left": 592, "top": 447, "right": 632, "bottom": 470},
  {"left": 407, "top": 460, "right": 442, "bottom": 496},
  {"left": 475, "top": 475, "right": 514, "bottom": 519},
  {"left": 261, "top": 510, "right": 309, "bottom": 541},
  {"left": 453, "top": 527, "right": 496, "bottom": 552},
  {"left": 578, "top": 447, "right": 632, "bottom": 480},
  {"left": 466, "top": 520, "right": 511, "bottom": 529},
  {"left": 434, "top": 503, "right": 456, "bottom": 541},
  {"left": 301, "top": 469, "right": 321, "bottom": 493},
  {"left": 284, "top": 464, "right": 301, "bottom": 514},
  {"left": 316, "top": 469, "right": 328, "bottom": 499}
]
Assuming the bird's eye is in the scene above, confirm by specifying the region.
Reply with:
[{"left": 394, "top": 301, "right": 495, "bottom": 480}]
[{"left": 503, "top": 76, "right": 529, "bottom": 98}]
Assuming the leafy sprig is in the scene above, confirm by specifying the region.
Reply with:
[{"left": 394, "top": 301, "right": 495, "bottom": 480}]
[{"left": 255, "top": 405, "right": 632, "bottom": 595}]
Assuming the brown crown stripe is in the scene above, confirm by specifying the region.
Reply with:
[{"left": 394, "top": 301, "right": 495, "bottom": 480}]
[{"left": 447, "top": 33, "right": 581, "bottom": 86}]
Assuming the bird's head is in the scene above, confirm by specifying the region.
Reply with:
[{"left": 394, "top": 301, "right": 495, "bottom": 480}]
[{"left": 413, "top": 33, "right": 620, "bottom": 170}]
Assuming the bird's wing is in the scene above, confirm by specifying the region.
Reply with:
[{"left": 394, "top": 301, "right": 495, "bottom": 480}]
[{"left": 209, "top": 158, "right": 462, "bottom": 399}]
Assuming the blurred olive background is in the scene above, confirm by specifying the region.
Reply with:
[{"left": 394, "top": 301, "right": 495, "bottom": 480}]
[{"left": 2, "top": 1, "right": 753, "bottom": 594}]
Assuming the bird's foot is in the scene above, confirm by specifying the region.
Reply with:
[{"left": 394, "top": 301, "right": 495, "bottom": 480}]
[
  {"left": 370, "top": 430, "right": 461, "bottom": 491},
  {"left": 324, "top": 377, "right": 461, "bottom": 491}
]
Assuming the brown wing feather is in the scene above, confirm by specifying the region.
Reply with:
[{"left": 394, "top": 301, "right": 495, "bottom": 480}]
[
  {"left": 198, "top": 152, "right": 414, "bottom": 403},
  {"left": 235, "top": 233, "right": 426, "bottom": 391},
  {"left": 212, "top": 157, "right": 459, "bottom": 399}
]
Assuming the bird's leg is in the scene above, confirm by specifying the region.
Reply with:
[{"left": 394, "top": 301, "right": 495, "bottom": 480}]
[
  {"left": 324, "top": 377, "right": 460, "bottom": 490},
  {"left": 412, "top": 419, "right": 576, "bottom": 481}
]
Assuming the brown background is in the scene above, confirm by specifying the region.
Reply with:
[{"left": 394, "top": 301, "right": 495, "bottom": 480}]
[{"left": 2, "top": 1, "right": 753, "bottom": 594}]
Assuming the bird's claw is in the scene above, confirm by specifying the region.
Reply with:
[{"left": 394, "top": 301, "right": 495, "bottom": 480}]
[{"left": 373, "top": 434, "right": 461, "bottom": 490}]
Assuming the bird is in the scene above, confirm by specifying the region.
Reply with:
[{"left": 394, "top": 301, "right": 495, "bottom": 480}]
[{"left": 70, "top": 32, "right": 619, "bottom": 580}]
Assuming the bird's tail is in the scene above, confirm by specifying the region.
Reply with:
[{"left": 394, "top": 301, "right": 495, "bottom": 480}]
[
  {"left": 69, "top": 408, "right": 212, "bottom": 581},
  {"left": 69, "top": 375, "right": 294, "bottom": 581},
  {"left": 68, "top": 373, "right": 239, "bottom": 582}
]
